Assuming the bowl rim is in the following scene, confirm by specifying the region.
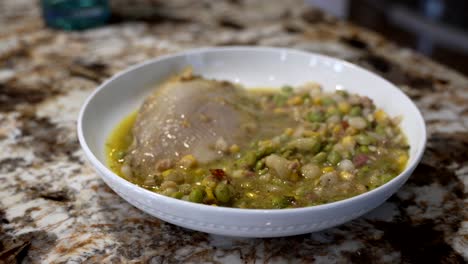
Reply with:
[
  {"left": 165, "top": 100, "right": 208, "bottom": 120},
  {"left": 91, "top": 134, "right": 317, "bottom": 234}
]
[{"left": 77, "top": 46, "right": 427, "bottom": 215}]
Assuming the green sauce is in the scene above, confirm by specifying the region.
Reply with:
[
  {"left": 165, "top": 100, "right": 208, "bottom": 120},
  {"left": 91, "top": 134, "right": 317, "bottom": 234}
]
[{"left": 106, "top": 85, "right": 408, "bottom": 209}]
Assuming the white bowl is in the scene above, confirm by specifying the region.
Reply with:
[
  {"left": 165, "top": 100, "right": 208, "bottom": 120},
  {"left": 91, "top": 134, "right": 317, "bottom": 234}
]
[{"left": 77, "top": 47, "right": 426, "bottom": 237}]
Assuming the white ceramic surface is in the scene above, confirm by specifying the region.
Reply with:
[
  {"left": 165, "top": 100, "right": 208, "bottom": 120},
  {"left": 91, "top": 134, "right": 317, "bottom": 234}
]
[{"left": 77, "top": 47, "right": 426, "bottom": 237}]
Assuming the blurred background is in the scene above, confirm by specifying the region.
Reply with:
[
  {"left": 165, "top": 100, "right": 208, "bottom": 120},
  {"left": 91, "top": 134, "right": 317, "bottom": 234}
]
[
  {"left": 309, "top": 0, "right": 468, "bottom": 75},
  {"left": 33, "top": 0, "right": 468, "bottom": 76}
]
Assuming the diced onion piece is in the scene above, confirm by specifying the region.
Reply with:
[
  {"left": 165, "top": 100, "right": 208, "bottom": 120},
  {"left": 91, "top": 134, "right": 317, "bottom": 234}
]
[
  {"left": 265, "top": 154, "right": 291, "bottom": 179},
  {"left": 348, "top": 117, "right": 367, "bottom": 129},
  {"left": 301, "top": 164, "right": 321, "bottom": 179},
  {"left": 338, "top": 159, "right": 354, "bottom": 171}
]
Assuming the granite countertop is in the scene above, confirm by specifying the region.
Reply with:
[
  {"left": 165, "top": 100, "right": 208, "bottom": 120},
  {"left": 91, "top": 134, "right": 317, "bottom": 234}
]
[{"left": 1, "top": 0, "right": 467, "bottom": 263}]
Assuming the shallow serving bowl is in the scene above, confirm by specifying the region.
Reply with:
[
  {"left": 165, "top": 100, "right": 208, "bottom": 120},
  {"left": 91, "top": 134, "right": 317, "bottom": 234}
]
[{"left": 77, "top": 47, "right": 426, "bottom": 237}]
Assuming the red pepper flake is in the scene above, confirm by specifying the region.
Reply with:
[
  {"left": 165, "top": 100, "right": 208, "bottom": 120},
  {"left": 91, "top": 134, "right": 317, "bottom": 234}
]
[
  {"left": 244, "top": 170, "right": 255, "bottom": 177},
  {"left": 353, "top": 154, "right": 369, "bottom": 167},
  {"left": 341, "top": 120, "right": 349, "bottom": 129},
  {"left": 210, "top": 169, "right": 226, "bottom": 180}
]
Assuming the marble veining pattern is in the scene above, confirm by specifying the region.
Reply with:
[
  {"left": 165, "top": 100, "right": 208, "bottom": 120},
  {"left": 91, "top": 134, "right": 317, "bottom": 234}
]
[{"left": 0, "top": 0, "right": 467, "bottom": 263}]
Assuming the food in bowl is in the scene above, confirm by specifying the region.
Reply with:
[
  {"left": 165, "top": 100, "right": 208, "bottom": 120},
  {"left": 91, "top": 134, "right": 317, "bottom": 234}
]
[{"left": 106, "top": 69, "right": 409, "bottom": 209}]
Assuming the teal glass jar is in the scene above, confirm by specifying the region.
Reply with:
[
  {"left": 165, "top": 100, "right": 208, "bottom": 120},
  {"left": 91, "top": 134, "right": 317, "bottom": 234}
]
[{"left": 41, "top": 0, "right": 110, "bottom": 30}]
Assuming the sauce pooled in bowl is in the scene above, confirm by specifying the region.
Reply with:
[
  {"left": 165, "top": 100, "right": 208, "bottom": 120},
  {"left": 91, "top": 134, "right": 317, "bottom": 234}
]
[{"left": 106, "top": 69, "right": 409, "bottom": 209}]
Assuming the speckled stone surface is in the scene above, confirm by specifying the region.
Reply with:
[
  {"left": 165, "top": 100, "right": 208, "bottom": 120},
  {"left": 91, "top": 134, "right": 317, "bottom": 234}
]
[{"left": 0, "top": 0, "right": 467, "bottom": 263}]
